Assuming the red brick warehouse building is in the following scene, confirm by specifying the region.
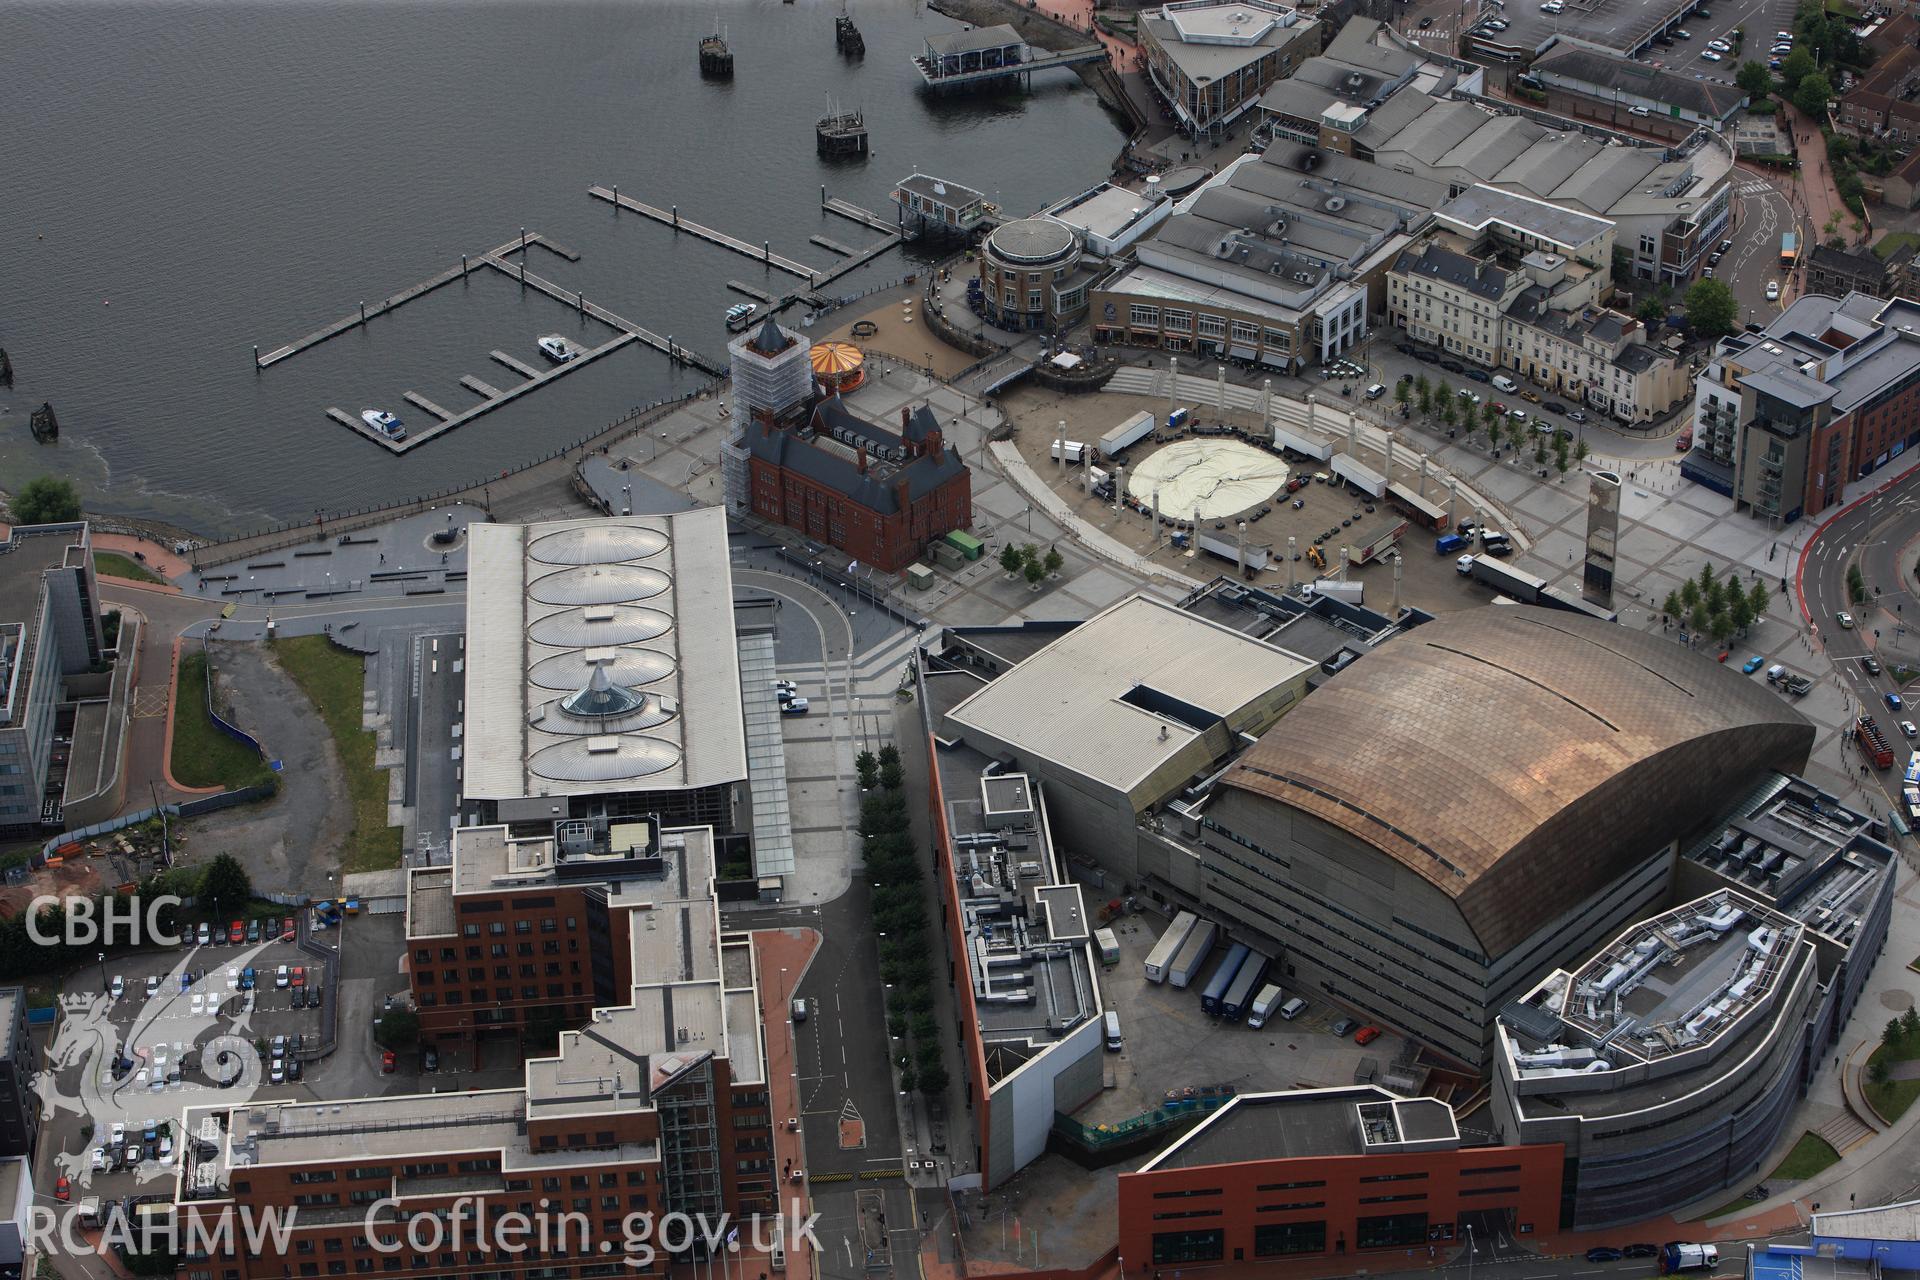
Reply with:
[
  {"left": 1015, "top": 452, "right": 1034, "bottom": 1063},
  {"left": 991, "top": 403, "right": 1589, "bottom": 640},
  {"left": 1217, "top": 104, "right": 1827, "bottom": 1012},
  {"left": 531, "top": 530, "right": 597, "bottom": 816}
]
[{"left": 723, "top": 316, "right": 972, "bottom": 572}]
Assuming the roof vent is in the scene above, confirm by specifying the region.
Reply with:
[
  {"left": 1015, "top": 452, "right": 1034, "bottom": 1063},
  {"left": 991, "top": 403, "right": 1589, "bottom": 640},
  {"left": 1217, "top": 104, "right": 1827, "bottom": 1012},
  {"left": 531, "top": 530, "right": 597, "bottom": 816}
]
[{"left": 1325, "top": 195, "right": 1348, "bottom": 212}]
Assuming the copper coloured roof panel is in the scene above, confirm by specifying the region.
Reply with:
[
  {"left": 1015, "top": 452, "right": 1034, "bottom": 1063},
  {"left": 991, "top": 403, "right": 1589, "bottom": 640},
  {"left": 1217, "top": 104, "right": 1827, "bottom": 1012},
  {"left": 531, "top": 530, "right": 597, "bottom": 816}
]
[{"left": 1223, "top": 607, "right": 1814, "bottom": 955}]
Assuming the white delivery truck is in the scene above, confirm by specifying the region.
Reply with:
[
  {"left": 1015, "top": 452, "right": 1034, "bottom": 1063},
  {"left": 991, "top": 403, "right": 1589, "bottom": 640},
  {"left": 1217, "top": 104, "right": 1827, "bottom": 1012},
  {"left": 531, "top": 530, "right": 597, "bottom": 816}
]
[
  {"left": 1094, "top": 927, "right": 1120, "bottom": 965},
  {"left": 1246, "top": 984, "right": 1285, "bottom": 1029},
  {"left": 1049, "top": 440, "right": 1087, "bottom": 464}
]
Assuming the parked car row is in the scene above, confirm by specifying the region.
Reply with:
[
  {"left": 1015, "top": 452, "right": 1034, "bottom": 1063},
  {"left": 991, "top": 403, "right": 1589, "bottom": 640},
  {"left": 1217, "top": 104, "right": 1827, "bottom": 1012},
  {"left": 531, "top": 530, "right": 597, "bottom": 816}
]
[{"left": 184, "top": 916, "right": 294, "bottom": 948}]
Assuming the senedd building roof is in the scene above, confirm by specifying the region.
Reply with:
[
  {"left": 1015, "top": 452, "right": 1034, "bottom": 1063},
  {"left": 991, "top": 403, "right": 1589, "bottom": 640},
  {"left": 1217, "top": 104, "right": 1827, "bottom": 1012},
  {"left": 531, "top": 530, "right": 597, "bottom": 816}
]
[{"left": 1221, "top": 606, "right": 1814, "bottom": 956}]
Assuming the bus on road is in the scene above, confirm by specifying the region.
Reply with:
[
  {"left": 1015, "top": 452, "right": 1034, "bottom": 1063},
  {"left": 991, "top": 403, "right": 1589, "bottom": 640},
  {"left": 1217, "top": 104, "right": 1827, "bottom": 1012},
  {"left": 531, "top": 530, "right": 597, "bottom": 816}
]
[{"left": 1781, "top": 231, "right": 1799, "bottom": 271}]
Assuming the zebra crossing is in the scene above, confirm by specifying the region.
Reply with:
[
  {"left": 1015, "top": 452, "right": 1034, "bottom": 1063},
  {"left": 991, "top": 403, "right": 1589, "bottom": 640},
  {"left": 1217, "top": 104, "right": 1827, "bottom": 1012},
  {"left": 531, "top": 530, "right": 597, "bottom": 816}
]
[{"left": 776, "top": 631, "right": 919, "bottom": 693}]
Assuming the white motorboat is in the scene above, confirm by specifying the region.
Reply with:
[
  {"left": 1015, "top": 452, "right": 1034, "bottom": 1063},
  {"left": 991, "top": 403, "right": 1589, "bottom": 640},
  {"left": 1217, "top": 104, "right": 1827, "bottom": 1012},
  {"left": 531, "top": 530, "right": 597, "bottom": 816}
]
[
  {"left": 725, "top": 302, "right": 758, "bottom": 331},
  {"left": 537, "top": 334, "right": 577, "bottom": 363},
  {"left": 361, "top": 409, "right": 405, "bottom": 440}
]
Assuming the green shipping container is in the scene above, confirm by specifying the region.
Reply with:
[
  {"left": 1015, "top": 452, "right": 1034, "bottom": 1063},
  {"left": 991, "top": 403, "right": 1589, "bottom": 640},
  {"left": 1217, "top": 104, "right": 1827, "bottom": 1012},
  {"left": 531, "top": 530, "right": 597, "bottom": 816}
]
[{"left": 944, "top": 530, "right": 985, "bottom": 560}]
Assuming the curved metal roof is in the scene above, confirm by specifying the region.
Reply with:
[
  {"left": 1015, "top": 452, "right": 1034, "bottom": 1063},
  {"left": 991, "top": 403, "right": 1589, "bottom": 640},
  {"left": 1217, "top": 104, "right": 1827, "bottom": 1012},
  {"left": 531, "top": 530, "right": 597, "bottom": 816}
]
[{"left": 1222, "top": 607, "right": 1814, "bottom": 956}]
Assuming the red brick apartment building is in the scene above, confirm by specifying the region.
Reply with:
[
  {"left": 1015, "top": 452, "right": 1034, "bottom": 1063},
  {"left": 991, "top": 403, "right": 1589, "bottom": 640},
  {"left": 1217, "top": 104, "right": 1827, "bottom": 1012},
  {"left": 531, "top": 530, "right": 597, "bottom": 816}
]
[
  {"left": 403, "top": 822, "right": 646, "bottom": 1053},
  {"left": 745, "top": 399, "right": 972, "bottom": 572},
  {"left": 178, "top": 824, "right": 778, "bottom": 1280},
  {"left": 1117, "top": 1088, "right": 1563, "bottom": 1270}
]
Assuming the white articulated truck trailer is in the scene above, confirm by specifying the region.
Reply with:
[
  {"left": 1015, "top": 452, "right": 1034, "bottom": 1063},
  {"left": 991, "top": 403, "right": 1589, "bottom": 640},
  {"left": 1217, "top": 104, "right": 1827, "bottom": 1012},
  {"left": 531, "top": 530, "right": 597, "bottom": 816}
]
[
  {"left": 1166, "top": 918, "right": 1219, "bottom": 989},
  {"left": 1143, "top": 911, "right": 1199, "bottom": 983},
  {"left": 1100, "top": 411, "right": 1156, "bottom": 459}
]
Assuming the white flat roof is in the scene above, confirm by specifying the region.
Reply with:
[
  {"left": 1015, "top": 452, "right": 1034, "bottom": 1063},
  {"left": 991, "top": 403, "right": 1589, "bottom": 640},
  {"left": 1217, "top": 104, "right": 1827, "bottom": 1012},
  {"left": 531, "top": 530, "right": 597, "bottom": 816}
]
[
  {"left": 462, "top": 510, "right": 747, "bottom": 802},
  {"left": 947, "top": 595, "right": 1313, "bottom": 793}
]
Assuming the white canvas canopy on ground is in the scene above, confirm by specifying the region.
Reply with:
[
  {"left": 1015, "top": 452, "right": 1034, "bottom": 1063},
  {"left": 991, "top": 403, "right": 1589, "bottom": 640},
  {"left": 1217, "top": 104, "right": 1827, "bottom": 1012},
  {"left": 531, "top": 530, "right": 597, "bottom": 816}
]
[
  {"left": 1049, "top": 351, "right": 1083, "bottom": 369},
  {"left": 1127, "top": 440, "right": 1289, "bottom": 520}
]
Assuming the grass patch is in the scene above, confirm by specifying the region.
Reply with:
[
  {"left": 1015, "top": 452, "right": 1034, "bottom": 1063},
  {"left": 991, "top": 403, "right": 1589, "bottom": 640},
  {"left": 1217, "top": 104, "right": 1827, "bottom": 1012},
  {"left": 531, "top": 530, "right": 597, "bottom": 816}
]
[
  {"left": 170, "top": 653, "right": 274, "bottom": 790},
  {"left": 272, "top": 636, "right": 401, "bottom": 873},
  {"left": 1863, "top": 1018, "right": 1920, "bottom": 1122},
  {"left": 93, "top": 552, "right": 163, "bottom": 585},
  {"left": 1771, "top": 1132, "right": 1840, "bottom": 1179},
  {"left": 1702, "top": 1133, "right": 1840, "bottom": 1217},
  {"left": 1876, "top": 231, "right": 1920, "bottom": 260},
  {"left": 1865, "top": 1069, "right": 1920, "bottom": 1122}
]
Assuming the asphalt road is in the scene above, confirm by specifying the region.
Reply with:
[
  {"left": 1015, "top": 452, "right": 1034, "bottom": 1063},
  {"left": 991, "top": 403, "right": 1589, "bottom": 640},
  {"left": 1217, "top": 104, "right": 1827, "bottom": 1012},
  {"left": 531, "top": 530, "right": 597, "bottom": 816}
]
[
  {"left": 1724, "top": 176, "right": 1800, "bottom": 324},
  {"left": 409, "top": 631, "right": 465, "bottom": 855},
  {"left": 1800, "top": 463, "right": 1920, "bottom": 810}
]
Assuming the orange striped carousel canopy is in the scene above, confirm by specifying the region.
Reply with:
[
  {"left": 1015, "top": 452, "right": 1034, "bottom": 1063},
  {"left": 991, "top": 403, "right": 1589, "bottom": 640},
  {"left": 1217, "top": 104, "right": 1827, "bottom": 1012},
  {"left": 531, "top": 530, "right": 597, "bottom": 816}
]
[{"left": 810, "top": 341, "right": 867, "bottom": 391}]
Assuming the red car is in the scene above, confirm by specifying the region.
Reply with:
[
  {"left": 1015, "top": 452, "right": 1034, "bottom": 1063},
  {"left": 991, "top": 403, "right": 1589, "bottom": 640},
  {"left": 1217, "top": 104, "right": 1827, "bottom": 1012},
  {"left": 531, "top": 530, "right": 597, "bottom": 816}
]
[
  {"left": 54, "top": 1175, "right": 70, "bottom": 1202},
  {"left": 228, "top": 920, "right": 244, "bottom": 944},
  {"left": 380, "top": 1050, "right": 396, "bottom": 1074},
  {"left": 291, "top": 967, "right": 306, "bottom": 987},
  {"left": 1354, "top": 1026, "right": 1382, "bottom": 1045}
]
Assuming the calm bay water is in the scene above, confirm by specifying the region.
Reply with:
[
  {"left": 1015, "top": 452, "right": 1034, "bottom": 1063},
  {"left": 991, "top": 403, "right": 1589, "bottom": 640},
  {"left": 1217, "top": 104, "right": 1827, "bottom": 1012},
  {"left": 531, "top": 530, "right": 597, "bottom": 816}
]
[{"left": 0, "top": 0, "right": 1123, "bottom": 534}]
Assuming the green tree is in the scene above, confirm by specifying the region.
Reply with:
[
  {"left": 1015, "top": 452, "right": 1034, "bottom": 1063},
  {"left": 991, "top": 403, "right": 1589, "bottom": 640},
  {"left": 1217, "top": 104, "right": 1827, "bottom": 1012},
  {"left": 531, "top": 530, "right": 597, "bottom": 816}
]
[
  {"left": 1793, "top": 72, "right": 1833, "bottom": 119},
  {"left": 1886, "top": 1017, "right": 1905, "bottom": 1051},
  {"left": 1482, "top": 400, "right": 1502, "bottom": 434},
  {"left": 1685, "top": 278, "right": 1739, "bottom": 341},
  {"left": 1418, "top": 386, "right": 1433, "bottom": 415},
  {"left": 1680, "top": 578, "right": 1702, "bottom": 611},
  {"left": 918, "top": 1060, "right": 950, "bottom": 1097},
  {"left": 1737, "top": 60, "right": 1775, "bottom": 97},
  {"left": 1554, "top": 443, "right": 1571, "bottom": 479},
  {"left": 1710, "top": 609, "right": 1737, "bottom": 643},
  {"left": 1663, "top": 590, "right": 1683, "bottom": 621},
  {"left": 1870, "top": 1056, "right": 1891, "bottom": 1087},
  {"left": 1415, "top": 373, "right": 1430, "bottom": 397},
  {"left": 1689, "top": 602, "right": 1712, "bottom": 635},
  {"left": 1394, "top": 380, "right": 1411, "bottom": 409},
  {"left": 879, "top": 759, "right": 904, "bottom": 791},
  {"left": 1574, "top": 438, "right": 1590, "bottom": 465},
  {"left": 1023, "top": 558, "right": 1046, "bottom": 587},
  {"left": 374, "top": 1009, "right": 420, "bottom": 1050},
  {"left": 1902, "top": 1006, "right": 1920, "bottom": 1039},
  {"left": 1437, "top": 380, "right": 1453, "bottom": 404},
  {"left": 1779, "top": 47, "right": 1817, "bottom": 92},
  {"left": 1439, "top": 395, "right": 1457, "bottom": 426},
  {"left": 1534, "top": 439, "right": 1549, "bottom": 466},
  {"left": 877, "top": 744, "right": 900, "bottom": 768},
  {"left": 1729, "top": 589, "right": 1755, "bottom": 634},
  {"left": 1636, "top": 296, "right": 1666, "bottom": 324},
  {"left": 1748, "top": 581, "right": 1772, "bottom": 619},
  {"left": 9, "top": 476, "right": 81, "bottom": 526},
  {"left": 856, "top": 750, "right": 878, "bottom": 790},
  {"left": 199, "top": 854, "right": 252, "bottom": 918},
  {"left": 1043, "top": 547, "right": 1064, "bottom": 576},
  {"left": 998, "top": 544, "right": 1024, "bottom": 574}
]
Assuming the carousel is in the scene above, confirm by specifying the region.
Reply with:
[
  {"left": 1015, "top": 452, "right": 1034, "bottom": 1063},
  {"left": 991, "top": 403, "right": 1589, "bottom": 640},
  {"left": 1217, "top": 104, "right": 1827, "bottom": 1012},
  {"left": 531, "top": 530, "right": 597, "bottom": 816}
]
[{"left": 809, "top": 341, "right": 867, "bottom": 395}]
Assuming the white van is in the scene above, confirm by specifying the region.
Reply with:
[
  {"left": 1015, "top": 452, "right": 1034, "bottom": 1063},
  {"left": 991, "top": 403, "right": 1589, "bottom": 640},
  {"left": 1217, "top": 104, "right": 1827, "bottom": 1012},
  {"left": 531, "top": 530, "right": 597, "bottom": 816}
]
[
  {"left": 1491, "top": 374, "right": 1518, "bottom": 393},
  {"left": 1104, "top": 1010, "right": 1123, "bottom": 1051},
  {"left": 1278, "top": 996, "right": 1309, "bottom": 1021}
]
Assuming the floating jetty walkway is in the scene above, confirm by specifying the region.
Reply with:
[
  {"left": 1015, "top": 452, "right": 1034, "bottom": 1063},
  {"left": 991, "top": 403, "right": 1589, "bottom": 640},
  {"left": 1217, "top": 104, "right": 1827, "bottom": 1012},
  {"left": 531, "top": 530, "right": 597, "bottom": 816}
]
[
  {"left": 259, "top": 227, "right": 724, "bottom": 455},
  {"left": 589, "top": 185, "right": 902, "bottom": 300}
]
